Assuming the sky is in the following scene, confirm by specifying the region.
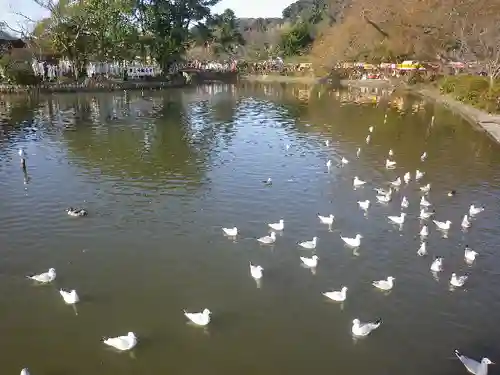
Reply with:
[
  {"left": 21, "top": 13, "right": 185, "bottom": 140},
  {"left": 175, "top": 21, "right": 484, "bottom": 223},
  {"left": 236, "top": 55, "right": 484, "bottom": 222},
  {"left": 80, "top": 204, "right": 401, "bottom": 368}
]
[{"left": 0, "top": 0, "right": 295, "bottom": 33}]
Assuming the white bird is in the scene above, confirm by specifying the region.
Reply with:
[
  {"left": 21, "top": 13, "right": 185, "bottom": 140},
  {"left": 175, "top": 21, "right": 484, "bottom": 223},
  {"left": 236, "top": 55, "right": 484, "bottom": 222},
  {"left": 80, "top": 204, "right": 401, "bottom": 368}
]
[
  {"left": 323, "top": 286, "right": 348, "bottom": 302},
  {"left": 353, "top": 176, "right": 366, "bottom": 187},
  {"left": 421, "top": 151, "right": 427, "bottom": 161},
  {"left": 356, "top": 147, "right": 361, "bottom": 157},
  {"left": 20, "top": 369, "right": 30, "bottom": 375},
  {"left": 19, "top": 148, "right": 26, "bottom": 158},
  {"left": 386, "top": 159, "right": 397, "bottom": 169},
  {"left": 403, "top": 172, "right": 411, "bottom": 184},
  {"left": 222, "top": 227, "right": 238, "bottom": 236},
  {"left": 257, "top": 232, "right": 276, "bottom": 244},
  {"left": 420, "top": 196, "right": 431, "bottom": 207},
  {"left": 318, "top": 214, "right": 334, "bottom": 225},
  {"left": 434, "top": 219, "right": 452, "bottom": 231},
  {"left": 401, "top": 196, "right": 409, "bottom": 208},
  {"left": 340, "top": 234, "right": 362, "bottom": 247},
  {"left": 268, "top": 219, "right": 284, "bottom": 231},
  {"left": 59, "top": 289, "right": 79, "bottom": 305},
  {"left": 420, "top": 209, "right": 434, "bottom": 220},
  {"left": 372, "top": 276, "right": 395, "bottom": 291},
  {"left": 298, "top": 237, "right": 318, "bottom": 249},
  {"left": 375, "top": 187, "right": 392, "bottom": 196},
  {"left": 325, "top": 140, "right": 330, "bottom": 147},
  {"left": 368, "top": 126, "right": 374, "bottom": 133},
  {"left": 285, "top": 144, "right": 290, "bottom": 151},
  {"left": 358, "top": 200, "right": 370, "bottom": 211},
  {"left": 341, "top": 157, "right": 349, "bottom": 165},
  {"left": 388, "top": 149, "right": 394, "bottom": 156},
  {"left": 366, "top": 135, "right": 371, "bottom": 144},
  {"left": 417, "top": 242, "right": 427, "bottom": 256},
  {"left": 469, "top": 205, "right": 484, "bottom": 216},
  {"left": 420, "top": 183, "right": 431, "bottom": 193},
  {"left": 103, "top": 332, "right": 137, "bottom": 351},
  {"left": 430, "top": 257, "right": 443, "bottom": 272},
  {"left": 249, "top": 263, "right": 263, "bottom": 280},
  {"left": 27, "top": 268, "right": 56, "bottom": 284},
  {"left": 390, "top": 177, "right": 402, "bottom": 186},
  {"left": 377, "top": 194, "right": 391, "bottom": 203},
  {"left": 300, "top": 255, "right": 319, "bottom": 268},
  {"left": 184, "top": 308, "right": 211, "bottom": 326},
  {"left": 461, "top": 215, "right": 471, "bottom": 229},
  {"left": 464, "top": 246, "right": 478, "bottom": 264},
  {"left": 454, "top": 349, "right": 494, "bottom": 375},
  {"left": 326, "top": 160, "right": 332, "bottom": 169},
  {"left": 415, "top": 169, "right": 425, "bottom": 180},
  {"left": 388, "top": 213, "right": 406, "bottom": 225},
  {"left": 352, "top": 318, "right": 382, "bottom": 337},
  {"left": 263, "top": 177, "right": 272, "bottom": 185},
  {"left": 450, "top": 273, "right": 468, "bottom": 287},
  {"left": 420, "top": 225, "right": 429, "bottom": 237}
]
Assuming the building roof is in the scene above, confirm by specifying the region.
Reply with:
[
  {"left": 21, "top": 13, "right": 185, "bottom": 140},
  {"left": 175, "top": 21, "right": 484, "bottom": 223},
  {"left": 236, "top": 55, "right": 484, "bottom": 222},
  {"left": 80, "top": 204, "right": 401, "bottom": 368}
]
[
  {"left": 0, "top": 30, "right": 20, "bottom": 41},
  {"left": 0, "top": 30, "right": 26, "bottom": 47}
]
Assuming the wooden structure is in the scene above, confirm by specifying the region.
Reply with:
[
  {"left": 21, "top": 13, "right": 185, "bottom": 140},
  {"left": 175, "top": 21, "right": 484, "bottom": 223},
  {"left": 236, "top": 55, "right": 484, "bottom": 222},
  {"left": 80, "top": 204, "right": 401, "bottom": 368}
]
[{"left": 0, "top": 30, "right": 26, "bottom": 51}]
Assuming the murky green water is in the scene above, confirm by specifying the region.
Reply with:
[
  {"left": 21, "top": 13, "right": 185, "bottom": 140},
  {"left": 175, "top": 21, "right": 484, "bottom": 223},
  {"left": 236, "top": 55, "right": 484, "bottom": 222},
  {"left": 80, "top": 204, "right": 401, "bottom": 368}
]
[{"left": 1, "top": 82, "right": 500, "bottom": 375}]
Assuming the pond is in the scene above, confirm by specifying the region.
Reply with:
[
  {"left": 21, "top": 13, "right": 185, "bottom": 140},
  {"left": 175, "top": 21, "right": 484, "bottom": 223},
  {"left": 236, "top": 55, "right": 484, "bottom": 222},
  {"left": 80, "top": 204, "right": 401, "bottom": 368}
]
[{"left": 1, "top": 82, "right": 500, "bottom": 375}]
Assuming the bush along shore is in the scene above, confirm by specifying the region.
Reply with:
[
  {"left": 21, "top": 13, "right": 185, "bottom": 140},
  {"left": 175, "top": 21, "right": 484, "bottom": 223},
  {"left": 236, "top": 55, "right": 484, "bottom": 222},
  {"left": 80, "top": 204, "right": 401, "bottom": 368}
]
[{"left": 0, "top": 79, "right": 190, "bottom": 94}]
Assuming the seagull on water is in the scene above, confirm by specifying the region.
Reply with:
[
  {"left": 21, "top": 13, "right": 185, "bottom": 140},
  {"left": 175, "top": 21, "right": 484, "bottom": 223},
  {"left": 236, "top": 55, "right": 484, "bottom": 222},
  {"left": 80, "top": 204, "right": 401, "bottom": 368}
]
[
  {"left": 415, "top": 169, "right": 425, "bottom": 180},
  {"left": 257, "top": 232, "right": 276, "bottom": 244},
  {"left": 420, "top": 183, "right": 431, "bottom": 193},
  {"left": 325, "top": 140, "right": 330, "bottom": 147},
  {"left": 298, "top": 237, "right": 317, "bottom": 250},
  {"left": 461, "top": 215, "right": 471, "bottom": 229},
  {"left": 420, "top": 225, "right": 429, "bottom": 237},
  {"left": 469, "top": 205, "right": 484, "bottom": 216},
  {"left": 375, "top": 187, "right": 392, "bottom": 196},
  {"left": 430, "top": 257, "right": 443, "bottom": 272},
  {"left": 434, "top": 219, "right": 451, "bottom": 231},
  {"left": 448, "top": 190, "right": 457, "bottom": 197},
  {"left": 401, "top": 196, "right": 409, "bottom": 208},
  {"left": 377, "top": 194, "right": 391, "bottom": 203},
  {"left": 454, "top": 349, "right": 494, "bottom": 375},
  {"left": 21, "top": 369, "right": 30, "bottom": 375},
  {"left": 249, "top": 263, "right": 263, "bottom": 280},
  {"left": 353, "top": 176, "right": 366, "bottom": 187},
  {"left": 352, "top": 318, "right": 382, "bottom": 337},
  {"left": 388, "top": 213, "right": 406, "bottom": 225},
  {"left": 318, "top": 214, "right": 334, "bottom": 225},
  {"left": 27, "top": 268, "right": 56, "bottom": 284},
  {"left": 372, "top": 276, "right": 395, "bottom": 291},
  {"left": 368, "top": 126, "right": 374, "bottom": 133},
  {"left": 341, "top": 157, "right": 349, "bottom": 165},
  {"left": 222, "top": 227, "right": 237, "bottom": 236},
  {"left": 366, "top": 135, "right": 371, "bottom": 144},
  {"left": 388, "top": 149, "right": 394, "bottom": 157},
  {"left": 386, "top": 159, "right": 397, "bottom": 169},
  {"left": 464, "top": 246, "right": 478, "bottom": 264},
  {"left": 450, "top": 273, "right": 468, "bottom": 287},
  {"left": 420, "top": 196, "right": 431, "bottom": 207},
  {"left": 340, "top": 234, "right": 362, "bottom": 247},
  {"left": 300, "top": 255, "right": 319, "bottom": 268},
  {"left": 268, "top": 219, "right": 284, "bottom": 231},
  {"left": 421, "top": 151, "right": 427, "bottom": 161},
  {"left": 323, "top": 287, "right": 348, "bottom": 302},
  {"left": 417, "top": 242, "right": 427, "bottom": 256},
  {"left": 420, "top": 209, "right": 434, "bottom": 220},
  {"left": 103, "top": 332, "right": 137, "bottom": 351},
  {"left": 356, "top": 147, "right": 361, "bottom": 158},
  {"left": 184, "top": 308, "right": 211, "bottom": 326},
  {"left": 263, "top": 178, "right": 272, "bottom": 185},
  {"left": 390, "top": 177, "right": 402, "bottom": 187},
  {"left": 326, "top": 160, "right": 332, "bottom": 170},
  {"left": 358, "top": 200, "right": 370, "bottom": 211},
  {"left": 403, "top": 172, "right": 411, "bottom": 184},
  {"left": 60, "top": 289, "right": 79, "bottom": 305}
]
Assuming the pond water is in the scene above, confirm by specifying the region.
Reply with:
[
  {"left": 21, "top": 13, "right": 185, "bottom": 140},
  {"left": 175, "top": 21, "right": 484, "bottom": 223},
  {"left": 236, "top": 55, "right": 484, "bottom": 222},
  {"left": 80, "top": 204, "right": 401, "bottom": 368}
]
[{"left": 1, "top": 82, "right": 500, "bottom": 375}]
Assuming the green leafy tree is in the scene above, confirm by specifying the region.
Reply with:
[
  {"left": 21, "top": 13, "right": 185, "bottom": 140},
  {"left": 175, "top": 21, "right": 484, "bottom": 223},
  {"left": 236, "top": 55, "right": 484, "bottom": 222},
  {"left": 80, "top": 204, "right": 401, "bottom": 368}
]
[
  {"left": 207, "top": 9, "right": 245, "bottom": 56},
  {"left": 280, "top": 21, "right": 314, "bottom": 56}
]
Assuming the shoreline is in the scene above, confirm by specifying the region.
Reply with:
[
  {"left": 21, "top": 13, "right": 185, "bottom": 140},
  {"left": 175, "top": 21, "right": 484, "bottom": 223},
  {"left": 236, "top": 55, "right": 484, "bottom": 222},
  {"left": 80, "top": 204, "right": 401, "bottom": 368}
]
[
  {"left": 411, "top": 86, "right": 500, "bottom": 144},
  {"left": 239, "top": 74, "right": 321, "bottom": 84},
  {"left": 0, "top": 80, "right": 189, "bottom": 94}
]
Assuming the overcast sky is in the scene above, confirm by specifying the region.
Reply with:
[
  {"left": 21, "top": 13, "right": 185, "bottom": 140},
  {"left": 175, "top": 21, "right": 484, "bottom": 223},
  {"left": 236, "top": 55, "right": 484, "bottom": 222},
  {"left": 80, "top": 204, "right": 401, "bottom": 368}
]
[{"left": 0, "top": 0, "right": 295, "bottom": 33}]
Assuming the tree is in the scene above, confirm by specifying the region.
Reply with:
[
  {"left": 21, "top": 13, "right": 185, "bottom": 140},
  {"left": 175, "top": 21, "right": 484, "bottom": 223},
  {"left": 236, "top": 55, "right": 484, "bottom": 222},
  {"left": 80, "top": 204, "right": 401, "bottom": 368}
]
[
  {"left": 206, "top": 9, "right": 245, "bottom": 56},
  {"left": 280, "top": 21, "right": 314, "bottom": 56}
]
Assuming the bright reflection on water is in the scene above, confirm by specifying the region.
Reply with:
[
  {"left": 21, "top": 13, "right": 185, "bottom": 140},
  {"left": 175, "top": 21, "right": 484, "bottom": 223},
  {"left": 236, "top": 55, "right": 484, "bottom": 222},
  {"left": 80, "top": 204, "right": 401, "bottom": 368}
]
[{"left": 1, "top": 83, "right": 500, "bottom": 375}]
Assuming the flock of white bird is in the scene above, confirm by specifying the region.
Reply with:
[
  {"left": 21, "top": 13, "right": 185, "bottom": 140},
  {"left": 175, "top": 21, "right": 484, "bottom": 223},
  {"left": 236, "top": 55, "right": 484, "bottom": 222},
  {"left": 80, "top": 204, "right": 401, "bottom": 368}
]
[
  {"left": 16, "top": 114, "right": 493, "bottom": 375},
  {"left": 222, "top": 115, "right": 492, "bottom": 375}
]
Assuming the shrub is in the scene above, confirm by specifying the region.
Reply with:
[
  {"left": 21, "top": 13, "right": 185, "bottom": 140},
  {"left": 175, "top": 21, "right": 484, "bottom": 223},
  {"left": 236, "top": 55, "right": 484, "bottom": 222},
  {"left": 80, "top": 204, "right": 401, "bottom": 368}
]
[{"left": 0, "top": 49, "right": 40, "bottom": 85}]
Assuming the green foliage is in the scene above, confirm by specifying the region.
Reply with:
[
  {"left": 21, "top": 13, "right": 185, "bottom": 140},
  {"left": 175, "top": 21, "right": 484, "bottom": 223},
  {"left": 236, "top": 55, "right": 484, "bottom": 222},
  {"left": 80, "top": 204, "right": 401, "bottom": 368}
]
[
  {"left": 439, "top": 75, "right": 500, "bottom": 113},
  {"left": 0, "top": 50, "right": 40, "bottom": 85},
  {"left": 280, "top": 21, "right": 313, "bottom": 57}
]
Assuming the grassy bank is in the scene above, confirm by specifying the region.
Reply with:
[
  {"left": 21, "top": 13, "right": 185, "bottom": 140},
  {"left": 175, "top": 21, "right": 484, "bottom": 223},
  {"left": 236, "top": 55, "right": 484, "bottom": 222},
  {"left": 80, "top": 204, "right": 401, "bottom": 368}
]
[{"left": 438, "top": 75, "right": 500, "bottom": 114}]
